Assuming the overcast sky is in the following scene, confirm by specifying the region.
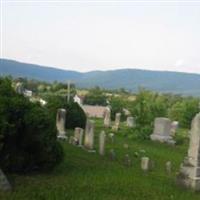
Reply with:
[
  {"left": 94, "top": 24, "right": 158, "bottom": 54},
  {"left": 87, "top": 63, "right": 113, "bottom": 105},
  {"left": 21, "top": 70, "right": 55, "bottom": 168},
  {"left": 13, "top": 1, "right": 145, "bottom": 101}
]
[{"left": 1, "top": 0, "right": 200, "bottom": 73}]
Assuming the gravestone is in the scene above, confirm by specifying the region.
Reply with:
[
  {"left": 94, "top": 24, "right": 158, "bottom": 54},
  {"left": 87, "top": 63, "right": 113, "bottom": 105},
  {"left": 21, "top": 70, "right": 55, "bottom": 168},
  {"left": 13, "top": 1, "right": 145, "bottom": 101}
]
[
  {"left": 170, "top": 121, "right": 179, "bottom": 136},
  {"left": 84, "top": 120, "right": 95, "bottom": 150},
  {"left": 74, "top": 127, "right": 84, "bottom": 146},
  {"left": 56, "top": 108, "right": 67, "bottom": 139},
  {"left": 68, "top": 136, "right": 74, "bottom": 144},
  {"left": 166, "top": 161, "right": 172, "bottom": 174},
  {"left": 176, "top": 113, "right": 200, "bottom": 191},
  {"left": 123, "top": 143, "right": 129, "bottom": 149},
  {"left": 112, "top": 113, "right": 121, "bottom": 131},
  {"left": 104, "top": 107, "right": 111, "bottom": 128},
  {"left": 126, "top": 116, "right": 135, "bottom": 128},
  {"left": 0, "top": 168, "right": 12, "bottom": 191},
  {"left": 141, "top": 157, "right": 150, "bottom": 171},
  {"left": 124, "top": 154, "right": 131, "bottom": 167},
  {"left": 99, "top": 131, "right": 106, "bottom": 156},
  {"left": 15, "top": 82, "right": 24, "bottom": 94},
  {"left": 150, "top": 118, "right": 175, "bottom": 144}
]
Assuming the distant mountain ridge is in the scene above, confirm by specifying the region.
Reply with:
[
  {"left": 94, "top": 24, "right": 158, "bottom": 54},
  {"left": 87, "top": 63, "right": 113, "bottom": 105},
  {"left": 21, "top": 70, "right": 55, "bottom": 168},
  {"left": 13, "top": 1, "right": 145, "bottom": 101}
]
[{"left": 1, "top": 59, "right": 200, "bottom": 96}]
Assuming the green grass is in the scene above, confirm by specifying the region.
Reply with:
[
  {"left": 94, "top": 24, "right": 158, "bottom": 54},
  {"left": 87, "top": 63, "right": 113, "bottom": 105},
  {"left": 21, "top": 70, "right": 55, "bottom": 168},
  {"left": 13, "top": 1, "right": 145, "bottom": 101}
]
[{"left": 0, "top": 119, "right": 199, "bottom": 200}]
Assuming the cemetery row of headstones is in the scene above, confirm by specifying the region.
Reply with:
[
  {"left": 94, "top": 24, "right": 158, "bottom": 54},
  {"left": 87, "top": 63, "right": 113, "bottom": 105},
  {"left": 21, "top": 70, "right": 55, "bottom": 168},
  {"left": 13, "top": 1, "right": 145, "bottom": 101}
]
[{"left": 55, "top": 108, "right": 200, "bottom": 191}]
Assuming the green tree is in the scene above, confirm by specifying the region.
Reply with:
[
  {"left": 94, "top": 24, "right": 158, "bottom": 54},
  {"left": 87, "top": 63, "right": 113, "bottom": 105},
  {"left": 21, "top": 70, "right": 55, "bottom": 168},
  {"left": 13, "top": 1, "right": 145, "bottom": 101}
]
[
  {"left": 84, "top": 87, "right": 107, "bottom": 106},
  {"left": 168, "top": 98, "right": 199, "bottom": 128},
  {"left": 0, "top": 78, "right": 63, "bottom": 172},
  {"left": 46, "top": 96, "right": 86, "bottom": 129}
]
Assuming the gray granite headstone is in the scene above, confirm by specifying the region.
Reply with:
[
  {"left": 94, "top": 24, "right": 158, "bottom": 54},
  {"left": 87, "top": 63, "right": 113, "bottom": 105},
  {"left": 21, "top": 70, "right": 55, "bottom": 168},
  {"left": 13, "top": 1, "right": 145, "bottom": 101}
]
[
  {"left": 112, "top": 113, "right": 121, "bottom": 131},
  {"left": 99, "top": 131, "right": 106, "bottom": 156},
  {"left": 150, "top": 117, "right": 175, "bottom": 144},
  {"left": 177, "top": 113, "right": 200, "bottom": 191},
  {"left": 141, "top": 157, "right": 150, "bottom": 171},
  {"left": 104, "top": 107, "right": 111, "bottom": 128},
  {"left": 84, "top": 120, "right": 95, "bottom": 150},
  {"left": 0, "top": 168, "right": 12, "bottom": 191},
  {"left": 74, "top": 127, "right": 84, "bottom": 146},
  {"left": 56, "top": 108, "right": 67, "bottom": 139},
  {"left": 126, "top": 116, "right": 135, "bottom": 128}
]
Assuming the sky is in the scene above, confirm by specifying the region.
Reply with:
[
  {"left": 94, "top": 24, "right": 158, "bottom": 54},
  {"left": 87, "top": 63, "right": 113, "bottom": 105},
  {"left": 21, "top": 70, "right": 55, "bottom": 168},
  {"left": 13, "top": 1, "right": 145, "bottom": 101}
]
[{"left": 1, "top": 0, "right": 200, "bottom": 73}]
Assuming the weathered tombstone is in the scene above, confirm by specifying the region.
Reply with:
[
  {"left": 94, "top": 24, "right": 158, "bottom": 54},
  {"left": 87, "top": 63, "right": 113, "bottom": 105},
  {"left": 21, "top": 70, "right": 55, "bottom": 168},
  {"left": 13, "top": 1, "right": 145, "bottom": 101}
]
[
  {"left": 0, "top": 168, "right": 12, "bottom": 191},
  {"left": 126, "top": 116, "right": 135, "bottom": 128},
  {"left": 109, "top": 149, "right": 116, "bottom": 161},
  {"left": 141, "top": 157, "right": 150, "bottom": 171},
  {"left": 150, "top": 118, "right": 175, "bottom": 144},
  {"left": 123, "top": 143, "right": 129, "bottom": 149},
  {"left": 124, "top": 154, "right": 131, "bottom": 167},
  {"left": 104, "top": 107, "right": 111, "bottom": 128},
  {"left": 84, "top": 120, "right": 95, "bottom": 151},
  {"left": 170, "top": 121, "right": 179, "bottom": 136},
  {"left": 15, "top": 82, "right": 24, "bottom": 94},
  {"left": 74, "top": 127, "right": 84, "bottom": 146},
  {"left": 68, "top": 136, "right": 74, "bottom": 144},
  {"left": 56, "top": 108, "right": 67, "bottom": 139},
  {"left": 166, "top": 161, "right": 172, "bottom": 174},
  {"left": 99, "top": 131, "right": 106, "bottom": 156},
  {"left": 176, "top": 113, "right": 200, "bottom": 191},
  {"left": 123, "top": 108, "right": 131, "bottom": 116},
  {"left": 112, "top": 113, "right": 121, "bottom": 131}
]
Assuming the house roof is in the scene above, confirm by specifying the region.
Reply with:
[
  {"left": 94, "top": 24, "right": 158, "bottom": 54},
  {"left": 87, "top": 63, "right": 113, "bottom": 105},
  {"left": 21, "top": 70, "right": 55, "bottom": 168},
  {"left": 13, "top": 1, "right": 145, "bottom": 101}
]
[{"left": 82, "top": 105, "right": 107, "bottom": 118}]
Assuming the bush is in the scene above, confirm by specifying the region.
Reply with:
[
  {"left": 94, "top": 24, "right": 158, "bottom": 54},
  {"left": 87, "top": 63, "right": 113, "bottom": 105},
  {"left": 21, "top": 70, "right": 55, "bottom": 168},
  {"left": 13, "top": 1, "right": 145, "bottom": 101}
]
[
  {"left": 46, "top": 96, "right": 86, "bottom": 129},
  {"left": 130, "top": 89, "right": 168, "bottom": 126},
  {"left": 168, "top": 98, "right": 199, "bottom": 128},
  {"left": 65, "top": 102, "right": 86, "bottom": 129},
  {"left": 110, "top": 97, "right": 127, "bottom": 121},
  {"left": 84, "top": 87, "right": 107, "bottom": 106},
  {"left": 0, "top": 78, "right": 63, "bottom": 172},
  {"left": 133, "top": 125, "right": 153, "bottom": 140}
]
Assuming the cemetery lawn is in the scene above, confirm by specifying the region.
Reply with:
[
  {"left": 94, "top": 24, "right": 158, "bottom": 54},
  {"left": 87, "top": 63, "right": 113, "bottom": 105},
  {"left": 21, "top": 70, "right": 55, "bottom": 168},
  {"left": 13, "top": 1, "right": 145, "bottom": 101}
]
[{"left": 0, "top": 119, "right": 200, "bottom": 200}]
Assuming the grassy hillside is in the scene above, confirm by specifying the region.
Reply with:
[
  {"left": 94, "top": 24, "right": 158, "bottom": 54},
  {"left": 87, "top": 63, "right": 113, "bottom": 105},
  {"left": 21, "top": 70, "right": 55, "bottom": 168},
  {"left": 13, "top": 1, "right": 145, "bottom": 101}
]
[{"left": 0, "top": 119, "right": 199, "bottom": 200}]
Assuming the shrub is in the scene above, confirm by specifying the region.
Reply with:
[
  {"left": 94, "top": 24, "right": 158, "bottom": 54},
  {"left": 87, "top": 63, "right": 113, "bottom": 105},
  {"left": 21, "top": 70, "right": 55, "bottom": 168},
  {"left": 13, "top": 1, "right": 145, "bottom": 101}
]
[
  {"left": 46, "top": 96, "right": 86, "bottom": 129},
  {"left": 84, "top": 87, "right": 107, "bottom": 106},
  {"left": 110, "top": 97, "right": 126, "bottom": 121},
  {"left": 65, "top": 102, "right": 86, "bottom": 129},
  {"left": 168, "top": 98, "right": 199, "bottom": 128},
  {"left": 0, "top": 78, "right": 63, "bottom": 172},
  {"left": 130, "top": 89, "right": 168, "bottom": 126}
]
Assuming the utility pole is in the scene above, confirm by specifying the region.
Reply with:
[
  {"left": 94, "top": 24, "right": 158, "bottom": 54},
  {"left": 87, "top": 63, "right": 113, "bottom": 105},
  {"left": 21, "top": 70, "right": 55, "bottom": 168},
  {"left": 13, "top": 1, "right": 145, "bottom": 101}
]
[{"left": 67, "top": 80, "right": 71, "bottom": 103}]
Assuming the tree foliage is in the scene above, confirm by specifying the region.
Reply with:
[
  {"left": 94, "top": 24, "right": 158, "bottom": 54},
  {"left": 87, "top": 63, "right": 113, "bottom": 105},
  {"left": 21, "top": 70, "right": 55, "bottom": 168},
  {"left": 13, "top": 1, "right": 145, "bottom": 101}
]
[
  {"left": 0, "top": 78, "right": 63, "bottom": 172},
  {"left": 84, "top": 87, "right": 107, "bottom": 106},
  {"left": 168, "top": 98, "right": 199, "bottom": 128},
  {"left": 46, "top": 96, "right": 86, "bottom": 129}
]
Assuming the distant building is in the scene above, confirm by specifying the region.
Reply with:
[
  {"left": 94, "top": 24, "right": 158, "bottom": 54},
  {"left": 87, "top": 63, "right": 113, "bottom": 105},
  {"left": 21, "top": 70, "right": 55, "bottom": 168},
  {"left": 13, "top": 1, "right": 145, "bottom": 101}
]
[
  {"left": 15, "top": 82, "right": 24, "bottom": 94},
  {"left": 23, "top": 89, "right": 33, "bottom": 97},
  {"left": 39, "top": 98, "right": 47, "bottom": 106},
  {"left": 73, "top": 94, "right": 84, "bottom": 105},
  {"left": 82, "top": 105, "right": 107, "bottom": 118},
  {"left": 123, "top": 108, "right": 131, "bottom": 116}
]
